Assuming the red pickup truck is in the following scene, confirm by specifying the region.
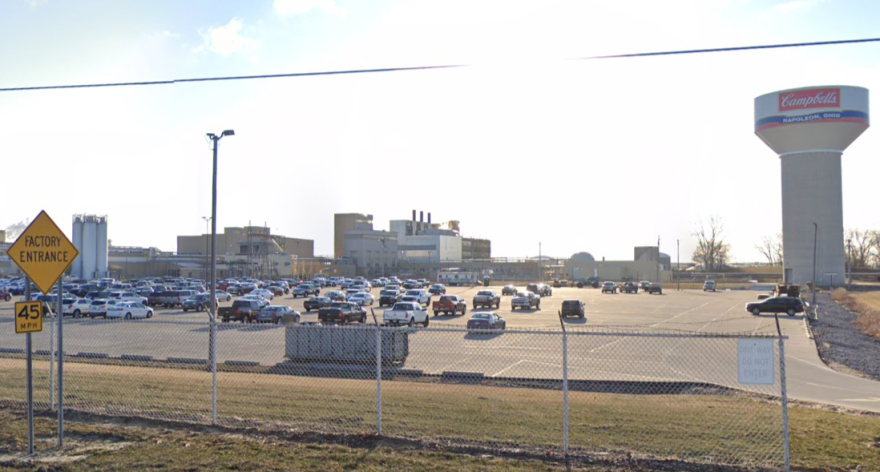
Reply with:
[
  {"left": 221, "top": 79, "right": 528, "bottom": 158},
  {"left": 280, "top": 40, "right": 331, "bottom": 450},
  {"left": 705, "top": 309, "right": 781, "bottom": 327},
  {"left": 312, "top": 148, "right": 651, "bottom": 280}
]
[{"left": 432, "top": 295, "right": 467, "bottom": 316}]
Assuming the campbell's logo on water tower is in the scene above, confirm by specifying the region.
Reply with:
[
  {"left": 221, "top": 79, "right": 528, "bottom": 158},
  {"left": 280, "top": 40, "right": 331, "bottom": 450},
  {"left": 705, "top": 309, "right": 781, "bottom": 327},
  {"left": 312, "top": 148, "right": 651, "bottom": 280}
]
[{"left": 778, "top": 87, "right": 840, "bottom": 111}]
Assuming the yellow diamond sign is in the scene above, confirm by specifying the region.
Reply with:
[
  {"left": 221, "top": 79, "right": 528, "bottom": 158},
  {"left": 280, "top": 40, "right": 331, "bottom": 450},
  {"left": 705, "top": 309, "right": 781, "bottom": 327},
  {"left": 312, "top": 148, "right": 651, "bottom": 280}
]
[{"left": 6, "top": 211, "right": 79, "bottom": 295}]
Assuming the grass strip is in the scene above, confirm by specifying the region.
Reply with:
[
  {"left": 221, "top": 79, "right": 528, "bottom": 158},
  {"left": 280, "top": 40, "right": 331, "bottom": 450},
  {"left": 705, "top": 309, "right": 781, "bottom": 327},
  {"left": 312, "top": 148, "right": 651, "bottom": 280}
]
[{"left": 0, "top": 359, "right": 876, "bottom": 470}]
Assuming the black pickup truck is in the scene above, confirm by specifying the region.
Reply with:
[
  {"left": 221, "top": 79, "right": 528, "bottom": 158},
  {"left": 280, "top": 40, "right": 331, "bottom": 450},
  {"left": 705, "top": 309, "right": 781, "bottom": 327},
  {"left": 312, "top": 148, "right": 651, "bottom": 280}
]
[
  {"left": 318, "top": 302, "right": 366, "bottom": 324},
  {"left": 218, "top": 299, "right": 266, "bottom": 323}
]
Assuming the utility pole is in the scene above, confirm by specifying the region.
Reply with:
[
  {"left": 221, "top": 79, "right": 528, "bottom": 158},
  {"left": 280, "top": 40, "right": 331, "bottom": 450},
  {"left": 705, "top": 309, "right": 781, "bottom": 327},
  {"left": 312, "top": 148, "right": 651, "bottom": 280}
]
[{"left": 676, "top": 239, "right": 680, "bottom": 291}]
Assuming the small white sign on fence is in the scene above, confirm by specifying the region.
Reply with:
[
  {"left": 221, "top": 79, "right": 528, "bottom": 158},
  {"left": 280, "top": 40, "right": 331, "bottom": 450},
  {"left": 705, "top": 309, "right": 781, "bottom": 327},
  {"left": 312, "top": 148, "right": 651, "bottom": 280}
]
[{"left": 737, "top": 339, "right": 775, "bottom": 385}]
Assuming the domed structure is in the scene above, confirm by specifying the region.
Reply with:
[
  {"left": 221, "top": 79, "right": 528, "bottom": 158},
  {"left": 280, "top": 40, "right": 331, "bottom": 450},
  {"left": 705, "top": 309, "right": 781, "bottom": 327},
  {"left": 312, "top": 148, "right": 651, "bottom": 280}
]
[{"left": 571, "top": 252, "right": 595, "bottom": 262}]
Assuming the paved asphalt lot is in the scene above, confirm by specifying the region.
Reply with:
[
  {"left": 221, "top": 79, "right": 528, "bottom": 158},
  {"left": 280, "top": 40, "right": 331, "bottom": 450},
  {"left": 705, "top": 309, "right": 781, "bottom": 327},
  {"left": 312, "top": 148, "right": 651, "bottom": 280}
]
[{"left": 1, "top": 285, "right": 879, "bottom": 412}]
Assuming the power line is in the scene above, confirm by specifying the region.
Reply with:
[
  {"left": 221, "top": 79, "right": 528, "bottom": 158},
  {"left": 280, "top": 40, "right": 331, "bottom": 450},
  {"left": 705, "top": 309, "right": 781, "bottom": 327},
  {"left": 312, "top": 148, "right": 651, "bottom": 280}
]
[{"left": 2, "top": 37, "right": 878, "bottom": 93}]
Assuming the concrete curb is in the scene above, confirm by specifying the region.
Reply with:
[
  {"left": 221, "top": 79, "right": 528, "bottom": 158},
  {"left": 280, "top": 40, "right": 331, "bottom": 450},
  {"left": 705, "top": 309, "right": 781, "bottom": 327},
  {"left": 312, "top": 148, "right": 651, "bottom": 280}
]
[
  {"left": 121, "top": 354, "right": 154, "bottom": 362},
  {"left": 166, "top": 357, "right": 207, "bottom": 365}
]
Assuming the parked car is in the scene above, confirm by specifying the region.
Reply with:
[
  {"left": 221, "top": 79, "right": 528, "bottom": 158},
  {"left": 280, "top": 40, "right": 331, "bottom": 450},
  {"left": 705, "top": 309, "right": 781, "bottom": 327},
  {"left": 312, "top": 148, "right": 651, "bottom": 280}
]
[
  {"left": 293, "top": 284, "right": 320, "bottom": 298},
  {"left": 251, "top": 288, "right": 275, "bottom": 301},
  {"left": 378, "top": 289, "right": 401, "bottom": 307},
  {"left": 428, "top": 284, "right": 446, "bottom": 295},
  {"left": 432, "top": 295, "right": 467, "bottom": 316},
  {"left": 182, "top": 294, "right": 219, "bottom": 312},
  {"left": 218, "top": 299, "right": 267, "bottom": 323},
  {"left": 511, "top": 291, "right": 540, "bottom": 310},
  {"left": 601, "top": 282, "right": 617, "bottom": 294},
  {"left": 254, "top": 305, "right": 300, "bottom": 324},
  {"left": 620, "top": 282, "right": 638, "bottom": 294},
  {"left": 62, "top": 298, "right": 92, "bottom": 318},
  {"left": 89, "top": 299, "right": 120, "bottom": 318},
  {"left": 303, "top": 296, "right": 332, "bottom": 312},
  {"left": 703, "top": 280, "right": 717, "bottom": 292},
  {"left": 384, "top": 301, "right": 430, "bottom": 327},
  {"left": 216, "top": 290, "right": 232, "bottom": 302},
  {"left": 325, "top": 290, "right": 347, "bottom": 302},
  {"left": 467, "top": 312, "right": 506, "bottom": 331},
  {"left": 638, "top": 281, "right": 652, "bottom": 292},
  {"left": 501, "top": 285, "right": 517, "bottom": 296},
  {"left": 472, "top": 290, "right": 501, "bottom": 309},
  {"left": 318, "top": 302, "right": 366, "bottom": 324},
  {"left": 745, "top": 297, "right": 804, "bottom": 316},
  {"left": 267, "top": 285, "right": 287, "bottom": 296},
  {"left": 401, "top": 289, "right": 430, "bottom": 306},
  {"left": 106, "top": 302, "right": 153, "bottom": 320},
  {"left": 527, "top": 283, "right": 552, "bottom": 297},
  {"left": 647, "top": 283, "right": 663, "bottom": 295},
  {"left": 348, "top": 292, "right": 375, "bottom": 306},
  {"left": 560, "top": 299, "right": 585, "bottom": 319}
]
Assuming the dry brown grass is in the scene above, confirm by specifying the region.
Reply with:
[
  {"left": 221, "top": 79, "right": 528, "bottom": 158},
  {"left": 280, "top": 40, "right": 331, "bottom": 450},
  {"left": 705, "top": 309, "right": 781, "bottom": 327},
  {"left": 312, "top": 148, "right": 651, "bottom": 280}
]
[{"left": 831, "top": 288, "right": 880, "bottom": 341}]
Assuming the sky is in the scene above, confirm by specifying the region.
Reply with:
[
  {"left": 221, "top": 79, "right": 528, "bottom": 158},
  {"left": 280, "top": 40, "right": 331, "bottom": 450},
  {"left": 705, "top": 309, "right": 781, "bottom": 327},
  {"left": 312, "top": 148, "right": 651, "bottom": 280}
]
[{"left": 2, "top": 0, "right": 880, "bottom": 262}]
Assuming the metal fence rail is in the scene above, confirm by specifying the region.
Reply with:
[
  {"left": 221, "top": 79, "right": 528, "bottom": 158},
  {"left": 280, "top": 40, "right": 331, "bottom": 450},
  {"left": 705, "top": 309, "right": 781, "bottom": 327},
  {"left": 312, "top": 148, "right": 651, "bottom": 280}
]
[{"left": 0, "top": 318, "right": 789, "bottom": 470}]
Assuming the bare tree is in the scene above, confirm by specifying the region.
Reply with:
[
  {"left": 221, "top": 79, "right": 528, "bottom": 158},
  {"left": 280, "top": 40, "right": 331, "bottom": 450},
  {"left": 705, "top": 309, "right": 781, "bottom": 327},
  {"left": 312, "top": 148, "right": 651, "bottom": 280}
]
[
  {"left": 692, "top": 216, "right": 731, "bottom": 271},
  {"left": 773, "top": 232, "right": 784, "bottom": 265},
  {"left": 756, "top": 233, "right": 784, "bottom": 266},
  {"left": 845, "top": 229, "right": 875, "bottom": 270}
]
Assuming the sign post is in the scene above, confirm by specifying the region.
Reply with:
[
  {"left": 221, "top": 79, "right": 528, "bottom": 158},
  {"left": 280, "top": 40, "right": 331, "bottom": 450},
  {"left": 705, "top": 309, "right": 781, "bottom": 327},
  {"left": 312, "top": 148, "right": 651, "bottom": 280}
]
[
  {"left": 17, "top": 281, "right": 39, "bottom": 455},
  {"left": 6, "top": 210, "right": 79, "bottom": 450}
]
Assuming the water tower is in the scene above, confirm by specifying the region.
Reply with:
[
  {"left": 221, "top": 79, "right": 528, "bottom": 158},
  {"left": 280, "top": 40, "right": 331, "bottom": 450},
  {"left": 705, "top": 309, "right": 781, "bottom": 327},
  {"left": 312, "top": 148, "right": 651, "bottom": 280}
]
[{"left": 755, "top": 86, "right": 869, "bottom": 286}]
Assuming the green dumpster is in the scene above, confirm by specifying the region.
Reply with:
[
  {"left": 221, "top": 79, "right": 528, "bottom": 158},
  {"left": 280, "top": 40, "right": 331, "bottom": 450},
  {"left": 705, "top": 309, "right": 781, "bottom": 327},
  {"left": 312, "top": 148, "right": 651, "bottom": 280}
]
[{"left": 483, "top": 276, "right": 490, "bottom": 287}]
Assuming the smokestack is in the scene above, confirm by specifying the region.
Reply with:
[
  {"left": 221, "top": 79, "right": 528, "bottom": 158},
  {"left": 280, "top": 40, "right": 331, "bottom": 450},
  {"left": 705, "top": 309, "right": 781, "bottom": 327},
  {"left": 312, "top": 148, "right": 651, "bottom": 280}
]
[
  {"left": 412, "top": 210, "right": 416, "bottom": 222},
  {"left": 420, "top": 211, "right": 424, "bottom": 223},
  {"left": 428, "top": 212, "right": 431, "bottom": 224}
]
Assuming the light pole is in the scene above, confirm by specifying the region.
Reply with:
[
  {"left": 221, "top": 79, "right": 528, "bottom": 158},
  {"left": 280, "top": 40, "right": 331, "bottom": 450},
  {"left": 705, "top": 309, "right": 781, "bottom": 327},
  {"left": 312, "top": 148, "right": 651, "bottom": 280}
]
[
  {"left": 206, "top": 129, "right": 234, "bottom": 425},
  {"left": 846, "top": 238, "right": 853, "bottom": 287},
  {"left": 812, "top": 222, "right": 818, "bottom": 309},
  {"left": 676, "top": 239, "right": 680, "bottom": 291},
  {"left": 202, "top": 216, "right": 211, "bottom": 282}
]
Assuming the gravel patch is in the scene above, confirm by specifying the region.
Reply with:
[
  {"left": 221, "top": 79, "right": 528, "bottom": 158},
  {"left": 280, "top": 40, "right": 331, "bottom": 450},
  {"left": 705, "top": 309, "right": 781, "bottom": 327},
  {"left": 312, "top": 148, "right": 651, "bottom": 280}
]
[{"left": 809, "top": 292, "right": 880, "bottom": 381}]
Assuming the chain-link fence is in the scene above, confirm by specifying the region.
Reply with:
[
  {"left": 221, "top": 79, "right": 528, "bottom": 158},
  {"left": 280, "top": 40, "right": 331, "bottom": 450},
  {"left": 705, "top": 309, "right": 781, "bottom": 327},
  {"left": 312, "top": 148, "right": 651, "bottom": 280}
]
[{"left": 0, "top": 317, "right": 789, "bottom": 470}]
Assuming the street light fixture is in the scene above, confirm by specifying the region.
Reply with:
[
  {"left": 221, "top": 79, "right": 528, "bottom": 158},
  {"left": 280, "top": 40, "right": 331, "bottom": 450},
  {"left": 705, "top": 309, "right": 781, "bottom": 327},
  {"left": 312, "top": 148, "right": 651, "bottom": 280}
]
[{"left": 206, "top": 129, "right": 234, "bottom": 425}]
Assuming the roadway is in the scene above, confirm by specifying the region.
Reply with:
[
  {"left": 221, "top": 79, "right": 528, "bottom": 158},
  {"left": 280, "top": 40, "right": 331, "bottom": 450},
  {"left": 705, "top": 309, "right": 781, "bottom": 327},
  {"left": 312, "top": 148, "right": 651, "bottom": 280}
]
[{"left": 1, "top": 285, "right": 878, "bottom": 412}]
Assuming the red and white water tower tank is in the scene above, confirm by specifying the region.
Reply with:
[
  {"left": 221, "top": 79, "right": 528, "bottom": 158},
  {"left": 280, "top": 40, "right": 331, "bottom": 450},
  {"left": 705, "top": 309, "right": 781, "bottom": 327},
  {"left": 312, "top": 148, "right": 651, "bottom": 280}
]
[{"left": 755, "top": 86, "right": 869, "bottom": 286}]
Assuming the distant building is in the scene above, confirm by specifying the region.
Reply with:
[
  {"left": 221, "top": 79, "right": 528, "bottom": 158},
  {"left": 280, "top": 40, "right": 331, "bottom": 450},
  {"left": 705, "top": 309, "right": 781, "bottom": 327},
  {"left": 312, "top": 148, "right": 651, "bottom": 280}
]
[
  {"left": 390, "top": 212, "right": 462, "bottom": 263},
  {"left": 564, "top": 246, "right": 670, "bottom": 283},
  {"left": 343, "top": 230, "right": 398, "bottom": 276},
  {"left": 462, "top": 237, "right": 491, "bottom": 260},
  {"left": 177, "top": 226, "right": 313, "bottom": 259},
  {"left": 334, "top": 213, "right": 374, "bottom": 259}
]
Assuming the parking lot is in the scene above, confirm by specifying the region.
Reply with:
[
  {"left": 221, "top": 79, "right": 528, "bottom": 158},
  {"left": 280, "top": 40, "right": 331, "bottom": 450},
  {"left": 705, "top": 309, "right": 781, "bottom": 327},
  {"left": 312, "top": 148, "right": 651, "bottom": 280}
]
[{"left": 0, "top": 286, "right": 786, "bottom": 361}]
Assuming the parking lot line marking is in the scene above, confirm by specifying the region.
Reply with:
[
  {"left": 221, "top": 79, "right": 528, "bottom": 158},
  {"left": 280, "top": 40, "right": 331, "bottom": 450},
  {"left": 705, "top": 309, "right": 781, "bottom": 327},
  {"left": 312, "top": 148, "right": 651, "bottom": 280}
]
[
  {"left": 491, "top": 359, "right": 559, "bottom": 378},
  {"left": 649, "top": 300, "right": 713, "bottom": 328}
]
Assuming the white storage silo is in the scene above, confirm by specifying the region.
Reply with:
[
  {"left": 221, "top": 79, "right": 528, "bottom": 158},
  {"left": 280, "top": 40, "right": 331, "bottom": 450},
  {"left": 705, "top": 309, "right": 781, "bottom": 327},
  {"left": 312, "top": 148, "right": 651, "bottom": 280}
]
[
  {"left": 72, "top": 214, "right": 109, "bottom": 280},
  {"left": 755, "top": 86, "right": 869, "bottom": 286},
  {"left": 95, "top": 216, "right": 108, "bottom": 278},
  {"left": 72, "top": 216, "right": 84, "bottom": 278}
]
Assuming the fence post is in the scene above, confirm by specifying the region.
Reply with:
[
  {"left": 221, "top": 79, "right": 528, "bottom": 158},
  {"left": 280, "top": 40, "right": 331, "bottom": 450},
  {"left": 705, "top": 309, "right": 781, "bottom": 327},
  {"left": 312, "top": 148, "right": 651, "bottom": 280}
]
[
  {"left": 49, "top": 307, "right": 55, "bottom": 410},
  {"left": 558, "top": 312, "right": 569, "bottom": 459},
  {"left": 779, "top": 334, "right": 790, "bottom": 472},
  {"left": 371, "top": 309, "right": 382, "bottom": 436},
  {"left": 774, "top": 315, "right": 791, "bottom": 472},
  {"left": 211, "top": 318, "right": 217, "bottom": 425}
]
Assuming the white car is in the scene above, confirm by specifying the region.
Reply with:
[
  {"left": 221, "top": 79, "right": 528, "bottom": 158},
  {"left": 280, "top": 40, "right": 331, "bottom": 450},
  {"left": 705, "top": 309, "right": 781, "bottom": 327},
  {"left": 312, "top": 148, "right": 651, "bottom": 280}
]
[
  {"left": 106, "top": 301, "right": 153, "bottom": 320},
  {"left": 62, "top": 298, "right": 92, "bottom": 318},
  {"left": 215, "top": 290, "right": 232, "bottom": 302},
  {"left": 251, "top": 289, "right": 274, "bottom": 300},
  {"left": 403, "top": 289, "right": 431, "bottom": 306},
  {"left": 116, "top": 291, "right": 149, "bottom": 305},
  {"left": 383, "top": 301, "right": 429, "bottom": 327},
  {"left": 348, "top": 292, "right": 374, "bottom": 306}
]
